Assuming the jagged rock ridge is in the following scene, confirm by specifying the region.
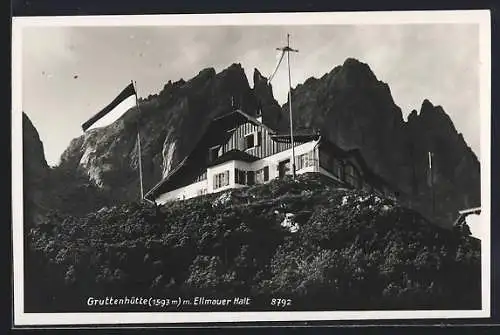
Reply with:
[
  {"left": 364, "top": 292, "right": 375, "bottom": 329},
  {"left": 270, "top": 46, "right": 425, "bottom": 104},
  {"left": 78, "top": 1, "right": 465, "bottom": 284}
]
[
  {"left": 26, "top": 59, "right": 480, "bottom": 226},
  {"left": 58, "top": 63, "right": 285, "bottom": 202},
  {"left": 285, "top": 58, "right": 480, "bottom": 225}
]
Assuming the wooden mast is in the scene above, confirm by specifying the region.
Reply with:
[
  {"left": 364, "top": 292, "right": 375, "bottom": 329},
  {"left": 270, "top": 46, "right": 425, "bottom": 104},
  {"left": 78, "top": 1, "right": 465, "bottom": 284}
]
[{"left": 277, "top": 34, "right": 299, "bottom": 179}]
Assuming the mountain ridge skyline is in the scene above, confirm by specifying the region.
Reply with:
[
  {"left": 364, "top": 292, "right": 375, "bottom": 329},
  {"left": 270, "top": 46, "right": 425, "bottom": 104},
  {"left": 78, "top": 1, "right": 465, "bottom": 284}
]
[
  {"left": 22, "top": 54, "right": 481, "bottom": 228},
  {"left": 20, "top": 24, "right": 480, "bottom": 166},
  {"left": 25, "top": 58, "right": 479, "bottom": 167}
]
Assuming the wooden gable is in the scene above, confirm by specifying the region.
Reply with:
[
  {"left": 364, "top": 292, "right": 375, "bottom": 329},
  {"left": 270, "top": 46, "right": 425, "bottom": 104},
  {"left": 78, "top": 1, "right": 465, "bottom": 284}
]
[{"left": 221, "top": 121, "right": 292, "bottom": 159}]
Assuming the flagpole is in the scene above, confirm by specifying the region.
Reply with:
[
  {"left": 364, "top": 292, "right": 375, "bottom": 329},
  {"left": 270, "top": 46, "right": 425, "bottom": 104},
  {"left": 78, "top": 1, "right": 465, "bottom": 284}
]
[
  {"left": 428, "top": 151, "right": 435, "bottom": 217},
  {"left": 286, "top": 34, "right": 296, "bottom": 179},
  {"left": 132, "top": 80, "right": 144, "bottom": 201},
  {"left": 276, "top": 34, "right": 299, "bottom": 180}
]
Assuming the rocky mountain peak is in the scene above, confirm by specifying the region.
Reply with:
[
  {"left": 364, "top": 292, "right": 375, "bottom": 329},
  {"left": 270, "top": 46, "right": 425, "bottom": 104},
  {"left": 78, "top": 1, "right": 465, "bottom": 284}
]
[
  {"left": 407, "top": 109, "right": 419, "bottom": 122},
  {"left": 252, "top": 67, "right": 286, "bottom": 130},
  {"left": 253, "top": 68, "right": 268, "bottom": 87},
  {"left": 409, "top": 99, "right": 461, "bottom": 142},
  {"left": 336, "top": 57, "right": 379, "bottom": 87},
  {"left": 197, "top": 67, "right": 217, "bottom": 78},
  {"left": 421, "top": 98, "right": 434, "bottom": 111},
  {"left": 217, "top": 63, "right": 245, "bottom": 81}
]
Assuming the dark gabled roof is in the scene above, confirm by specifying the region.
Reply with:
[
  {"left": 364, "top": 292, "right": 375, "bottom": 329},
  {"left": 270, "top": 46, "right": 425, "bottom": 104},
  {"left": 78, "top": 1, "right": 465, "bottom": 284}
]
[
  {"left": 214, "top": 109, "right": 277, "bottom": 135},
  {"left": 317, "top": 136, "right": 353, "bottom": 158},
  {"left": 317, "top": 137, "right": 402, "bottom": 195},
  {"left": 145, "top": 109, "right": 274, "bottom": 200},
  {"left": 346, "top": 148, "right": 388, "bottom": 188},
  {"left": 208, "top": 149, "right": 260, "bottom": 167}
]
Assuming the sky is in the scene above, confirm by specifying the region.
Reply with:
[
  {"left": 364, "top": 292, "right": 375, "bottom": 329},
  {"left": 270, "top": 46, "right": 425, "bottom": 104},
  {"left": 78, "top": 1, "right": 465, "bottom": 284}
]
[{"left": 20, "top": 23, "right": 480, "bottom": 166}]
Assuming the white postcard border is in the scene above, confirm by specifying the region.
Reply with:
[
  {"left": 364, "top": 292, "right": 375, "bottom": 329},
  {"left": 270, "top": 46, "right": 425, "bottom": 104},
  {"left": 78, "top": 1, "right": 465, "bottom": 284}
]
[{"left": 11, "top": 10, "right": 492, "bottom": 326}]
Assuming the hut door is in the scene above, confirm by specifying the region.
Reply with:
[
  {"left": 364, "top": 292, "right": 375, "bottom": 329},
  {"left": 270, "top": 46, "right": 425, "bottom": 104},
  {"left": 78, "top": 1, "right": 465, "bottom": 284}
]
[{"left": 278, "top": 159, "right": 290, "bottom": 178}]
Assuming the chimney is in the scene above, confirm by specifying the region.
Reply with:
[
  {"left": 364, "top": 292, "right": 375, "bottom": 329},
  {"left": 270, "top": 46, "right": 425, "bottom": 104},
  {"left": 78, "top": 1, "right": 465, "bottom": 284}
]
[{"left": 256, "top": 107, "right": 263, "bottom": 123}]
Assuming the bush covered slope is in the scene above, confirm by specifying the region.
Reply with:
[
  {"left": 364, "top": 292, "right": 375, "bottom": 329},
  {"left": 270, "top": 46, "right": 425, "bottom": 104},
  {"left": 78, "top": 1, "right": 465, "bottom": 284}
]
[{"left": 25, "top": 173, "right": 480, "bottom": 312}]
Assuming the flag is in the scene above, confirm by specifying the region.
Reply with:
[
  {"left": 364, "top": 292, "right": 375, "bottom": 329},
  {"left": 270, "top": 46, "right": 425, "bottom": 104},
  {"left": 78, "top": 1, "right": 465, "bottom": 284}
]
[{"left": 82, "top": 82, "right": 136, "bottom": 131}]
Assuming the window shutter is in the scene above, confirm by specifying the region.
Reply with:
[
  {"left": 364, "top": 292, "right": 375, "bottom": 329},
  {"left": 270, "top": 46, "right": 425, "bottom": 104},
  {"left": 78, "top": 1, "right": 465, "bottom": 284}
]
[
  {"left": 247, "top": 134, "right": 255, "bottom": 148},
  {"left": 213, "top": 174, "right": 218, "bottom": 189},
  {"left": 238, "top": 169, "right": 246, "bottom": 185},
  {"left": 264, "top": 166, "right": 269, "bottom": 181},
  {"left": 247, "top": 171, "right": 255, "bottom": 185},
  {"left": 257, "top": 131, "right": 262, "bottom": 146},
  {"left": 234, "top": 168, "right": 239, "bottom": 184},
  {"left": 225, "top": 170, "right": 230, "bottom": 186}
]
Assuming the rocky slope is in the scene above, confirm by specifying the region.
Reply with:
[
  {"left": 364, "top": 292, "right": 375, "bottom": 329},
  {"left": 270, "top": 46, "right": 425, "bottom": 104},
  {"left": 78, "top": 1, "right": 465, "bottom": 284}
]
[
  {"left": 26, "top": 173, "right": 480, "bottom": 312},
  {"left": 26, "top": 58, "right": 480, "bottom": 226}
]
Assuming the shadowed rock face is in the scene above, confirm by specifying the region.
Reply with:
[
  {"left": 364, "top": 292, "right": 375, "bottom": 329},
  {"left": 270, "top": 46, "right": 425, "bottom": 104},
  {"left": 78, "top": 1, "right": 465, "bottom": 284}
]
[
  {"left": 25, "top": 59, "right": 480, "bottom": 226},
  {"left": 284, "top": 58, "right": 480, "bottom": 226},
  {"left": 284, "top": 58, "right": 409, "bottom": 189},
  {"left": 23, "top": 112, "right": 50, "bottom": 226},
  {"left": 58, "top": 63, "right": 275, "bottom": 202},
  {"left": 405, "top": 100, "right": 481, "bottom": 225},
  {"left": 23, "top": 113, "right": 112, "bottom": 220},
  {"left": 23, "top": 112, "right": 49, "bottom": 182}
]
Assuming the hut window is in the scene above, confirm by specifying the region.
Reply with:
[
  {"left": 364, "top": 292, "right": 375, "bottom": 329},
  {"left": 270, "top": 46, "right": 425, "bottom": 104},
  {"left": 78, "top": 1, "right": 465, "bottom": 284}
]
[
  {"left": 256, "top": 168, "right": 265, "bottom": 184},
  {"left": 195, "top": 171, "right": 207, "bottom": 182},
  {"left": 235, "top": 168, "right": 247, "bottom": 185},
  {"left": 345, "top": 164, "right": 360, "bottom": 188},
  {"left": 296, "top": 151, "right": 314, "bottom": 171},
  {"left": 244, "top": 133, "right": 255, "bottom": 149},
  {"left": 208, "top": 146, "right": 220, "bottom": 163},
  {"left": 333, "top": 158, "right": 344, "bottom": 180},
  {"left": 255, "top": 166, "right": 269, "bottom": 184},
  {"left": 214, "top": 170, "right": 230, "bottom": 189},
  {"left": 244, "top": 131, "right": 262, "bottom": 150}
]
